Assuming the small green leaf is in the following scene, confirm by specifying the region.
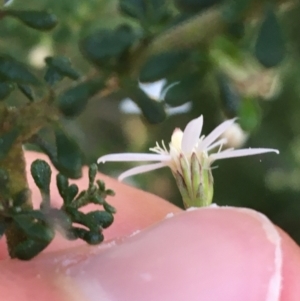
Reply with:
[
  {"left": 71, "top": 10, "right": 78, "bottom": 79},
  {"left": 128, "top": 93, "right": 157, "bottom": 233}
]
[
  {"left": 254, "top": 7, "right": 285, "bottom": 68},
  {"left": 17, "top": 84, "right": 34, "bottom": 101},
  {"left": 80, "top": 25, "right": 136, "bottom": 67},
  {"left": 97, "top": 179, "right": 106, "bottom": 191},
  {"left": 86, "top": 211, "right": 114, "bottom": 229},
  {"left": 45, "top": 56, "right": 80, "bottom": 80},
  {"left": 55, "top": 128, "right": 82, "bottom": 179},
  {"left": 238, "top": 97, "right": 261, "bottom": 132},
  {"left": 7, "top": 10, "right": 58, "bottom": 31},
  {"left": 105, "top": 189, "right": 115, "bottom": 196},
  {"left": 139, "top": 51, "right": 188, "bottom": 83},
  {"left": 56, "top": 173, "right": 69, "bottom": 199},
  {"left": 58, "top": 80, "right": 104, "bottom": 118},
  {"left": 83, "top": 231, "right": 104, "bottom": 245},
  {"left": 103, "top": 202, "right": 116, "bottom": 214},
  {"left": 0, "top": 56, "right": 39, "bottom": 85},
  {"left": 0, "top": 81, "right": 14, "bottom": 100},
  {"left": 65, "top": 184, "right": 79, "bottom": 204},
  {"left": 91, "top": 195, "right": 105, "bottom": 205},
  {"left": 13, "top": 214, "right": 54, "bottom": 242},
  {"left": 0, "top": 127, "right": 20, "bottom": 160},
  {"left": 44, "top": 67, "right": 64, "bottom": 86},
  {"left": 88, "top": 164, "right": 98, "bottom": 184},
  {"left": 12, "top": 238, "right": 52, "bottom": 260},
  {"left": 30, "top": 159, "right": 52, "bottom": 195},
  {"left": 31, "top": 133, "right": 57, "bottom": 164}
]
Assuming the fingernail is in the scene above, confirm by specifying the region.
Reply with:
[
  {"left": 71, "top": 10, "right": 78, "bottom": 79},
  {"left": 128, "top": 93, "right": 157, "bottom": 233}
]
[{"left": 60, "top": 206, "right": 282, "bottom": 301}]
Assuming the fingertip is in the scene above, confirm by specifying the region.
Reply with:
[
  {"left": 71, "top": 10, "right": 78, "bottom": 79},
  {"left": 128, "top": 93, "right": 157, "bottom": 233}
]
[
  {"left": 277, "top": 228, "right": 300, "bottom": 301},
  {"left": 63, "top": 206, "right": 284, "bottom": 301}
]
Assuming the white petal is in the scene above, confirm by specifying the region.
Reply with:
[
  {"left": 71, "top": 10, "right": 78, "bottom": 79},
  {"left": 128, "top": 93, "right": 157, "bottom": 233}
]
[
  {"left": 209, "top": 148, "right": 279, "bottom": 161},
  {"left": 198, "top": 118, "right": 236, "bottom": 151},
  {"left": 118, "top": 162, "right": 168, "bottom": 181},
  {"left": 206, "top": 138, "right": 227, "bottom": 152},
  {"left": 181, "top": 115, "right": 203, "bottom": 153},
  {"left": 97, "top": 153, "right": 171, "bottom": 163}
]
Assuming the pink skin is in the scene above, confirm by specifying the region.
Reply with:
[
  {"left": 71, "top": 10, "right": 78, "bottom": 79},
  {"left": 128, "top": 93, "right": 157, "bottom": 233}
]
[{"left": 0, "top": 151, "right": 300, "bottom": 301}]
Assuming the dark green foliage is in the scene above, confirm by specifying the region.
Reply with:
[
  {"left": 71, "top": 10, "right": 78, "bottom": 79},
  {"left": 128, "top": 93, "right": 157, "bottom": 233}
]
[
  {"left": 44, "top": 68, "right": 64, "bottom": 86},
  {"left": 254, "top": 7, "right": 286, "bottom": 68},
  {"left": 0, "top": 81, "right": 14, "bottom": 100},
  {"left": 56, "top": 173, "right": 69, "bottom": 200},
  {"left": 11, "top": 238, "right": 53, "bottom": 260},
  {"left": 88, "top": 163, "right": 98, "bottom": 184},
  {"left": 45, "top": 56, "right": 80, "bottom": 80},
  {"left": 126, "top": 83, "right": 166, "bottom": 124},
  {"left": 175, "top": 0, "right": 222, "bottom": 13},
  {"left": 58, "top": 79, "right": 104, "bottom": 117},
  {"left": 13, "top": 189, "right": 30, "bottom": 207},
  {"left": 0, "top": 56, "right": 40, "bottom": 85},
  {"left": 13, "top": 213, "right": 54, "bottom": 241},
  {"left": 44, "top": 56, "right": 80, "bottom": 86},
  {"left": 56, "top": 165, "right": 116, "bottom": 245},
  {"left": 10, "top": 210, "right": 55, "bottom": 259},
  {"left": 164, "top": 73, "right": 200, "bottom": 106},
  {"left": 238, "top": 97, "right": 261, "bottom": 132},
  {"left": 0, "top": 219, "right": 7, "bottom": 238},
  {"left": 227, "top": 21, "right": 245, "bottom": 39},
  {"left": 222, "top": 0, "right": 252, "bottom": 22},
  {"left": 86, "top": 211, "right": 114, "bottom": 228},
  {"left": 17, "top": 84, "right": 34, "bottom": 101},
  {"left": 119, "top": 0, "right": 169, "bottom": 25},
  {"left": 119, "top": 0, "right": 147, "bottom": 20},
  {"left": 0, "top": 168, "right": 9, "bottom": 193},
  {"left": 217, "top": 73, "right": 240, "bottom": 118},
  {"left": 0, "top": 127, "right": 20, "bottom": 160},
  {"left": 80, "top": 25, "right": 136, "bottom": 68},
  {"left": 6, "top": 10, "right": 58, "bottom": 31},
  {"left": 6, "top": 163, "right": 116, "bottom": 260},
  {"left": 82, "top": 231, "right": 104, "bottom": 244},
  {"left": 30, "top": 159, "right": 52, "bottom": 195},
  {"left": 54, "top": 128, "right": 82, "bottom": 179},
  {"left": 139, "top": 51, "right": 188, "bottom": 83}
]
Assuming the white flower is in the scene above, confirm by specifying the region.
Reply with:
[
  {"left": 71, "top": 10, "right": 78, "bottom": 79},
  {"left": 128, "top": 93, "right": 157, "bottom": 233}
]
[{"left": 98, "top": 116, "right": 279, "bottom": 208}]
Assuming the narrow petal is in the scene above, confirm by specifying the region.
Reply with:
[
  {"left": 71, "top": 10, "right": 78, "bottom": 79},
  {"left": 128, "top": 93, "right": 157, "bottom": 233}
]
[
  {"left": 97, "top": 153, "right": 171, "bottom": 164},
  {"left": 181, "top": 115, "right": 203, "bottom": 153},
  {"left": 198, "top": 118, "right": 236, "bottom": 152},
  {"left": 118, "top": 162, "right": 168, "bottom": 181},
  {"left": 209, "top": 148, "right": 279, "bottom": 162},
  {"left": 206, "top": 138, "right": 228, "bottom": 152}
]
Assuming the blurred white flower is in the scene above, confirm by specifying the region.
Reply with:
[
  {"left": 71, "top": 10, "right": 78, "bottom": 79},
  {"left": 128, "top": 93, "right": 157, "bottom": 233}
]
[
  {"left": 119, "top": 79, "right": 192, "bottom": 116},
  {"left": 4, "top": 0, "right": 13, "bottom": 7},
  {"left": 220, "top": 122, "right": 248, "bottom": 148},
  {"left": 98, "top": 116, "right": 279, "bottom": 208},
  {"left": 28, "top": 44, "right": 53, "bottom": 69}
]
